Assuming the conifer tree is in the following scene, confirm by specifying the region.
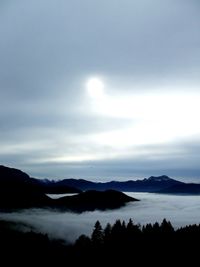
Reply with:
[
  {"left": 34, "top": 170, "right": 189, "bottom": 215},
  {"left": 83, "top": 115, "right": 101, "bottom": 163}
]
[{"left": 91, "top": 221, "right": 104, "bottom": 245}]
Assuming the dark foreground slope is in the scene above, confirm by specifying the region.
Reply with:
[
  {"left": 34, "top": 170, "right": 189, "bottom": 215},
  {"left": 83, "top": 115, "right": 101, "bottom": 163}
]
[{"left": 0, "top": 219, "right": 199, "bottom": 265}]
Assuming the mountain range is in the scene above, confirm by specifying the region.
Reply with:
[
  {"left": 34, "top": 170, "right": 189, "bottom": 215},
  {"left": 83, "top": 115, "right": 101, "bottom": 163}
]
[
  {"left": 52, "top": 175, "right": 183, "bottom": 192},
  {"left": 1, "top": 164, "right": 200, "bottom": 201},
  {"left": 31, "top": 174, "right": 200, "bottom": 195},
  {"left": 44, "top": 175, "right": 200, "bottom": 194}
]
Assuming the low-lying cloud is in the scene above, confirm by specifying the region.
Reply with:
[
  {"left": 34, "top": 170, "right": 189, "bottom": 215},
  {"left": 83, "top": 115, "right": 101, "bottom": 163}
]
[{"left": 1, "top": 193, "right": 200, "bottom": 243}]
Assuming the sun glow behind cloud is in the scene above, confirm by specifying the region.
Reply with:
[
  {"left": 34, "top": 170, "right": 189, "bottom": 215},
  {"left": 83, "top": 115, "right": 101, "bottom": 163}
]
[
  {"left": 86, "top": 77, "right": 105, "bottom": 99},
  {"left": 43, "top": 81, "right": 200, "bottom": 166},
  {"left": 18, "top": 82, "right": 200, "bottom": 167},
  {"left": 86, "top": 83, "right": 200, "bottom": 148},
  {"left": 1, "top": 0, "right": 200, "bottom": 179}
]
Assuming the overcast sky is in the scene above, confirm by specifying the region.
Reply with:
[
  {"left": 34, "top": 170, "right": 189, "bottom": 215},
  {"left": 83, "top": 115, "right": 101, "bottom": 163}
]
[{"left": 0, "top": 0, "right": 200, "bottom": 181}]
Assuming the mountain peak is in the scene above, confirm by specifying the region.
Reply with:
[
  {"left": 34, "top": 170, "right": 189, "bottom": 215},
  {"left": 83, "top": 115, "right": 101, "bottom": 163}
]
[{"left": 147, "top": 175, "right": 172, "bottom": 182}]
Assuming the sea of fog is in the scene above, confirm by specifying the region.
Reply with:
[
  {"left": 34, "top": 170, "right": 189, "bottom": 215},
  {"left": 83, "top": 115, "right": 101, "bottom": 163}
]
[{"left": 1, "top": 193, "right": 200, "bottom": 243}]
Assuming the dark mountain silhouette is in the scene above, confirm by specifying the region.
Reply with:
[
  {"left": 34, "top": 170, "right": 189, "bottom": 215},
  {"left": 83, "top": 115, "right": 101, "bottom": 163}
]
[
  {"left": 52, "top": 175, "right": 183, "bottom": 192},
  {"left": 0, "top": 165, "right": 137, "bottom": 211},
  {"left": 55, "top": 190, "right": 138, "bottom": 212},
  {"left": 0, "top": 165, "right": 81, "bottom": 194},
  {"left": 2, "top": 164, "right": 200, "bottom": 211},
  {"left": 38, "top": 175, "right": 200, "bottom": 194},
  {"left": 0, "top": 165, "right": 50, "bottom": 208},
  {"left": 1, "top": 165, "right": 186, "bottom": 195}
]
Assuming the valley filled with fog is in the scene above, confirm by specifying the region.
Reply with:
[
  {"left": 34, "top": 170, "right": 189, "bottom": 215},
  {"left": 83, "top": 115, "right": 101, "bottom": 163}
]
[{"left": 1, "top": 193, "right": 200, "bottom": 243}]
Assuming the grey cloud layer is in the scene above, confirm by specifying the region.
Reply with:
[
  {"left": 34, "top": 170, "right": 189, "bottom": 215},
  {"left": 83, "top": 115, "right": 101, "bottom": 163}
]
[
  {"left": 1, "top": 0, "right": 199, "bottom": 88},
  {"left": 0, "top": 0, "right": 200, "bottom": 180},
  {"left": 1, "top": 193, "right": 200, "bottom": 242}
]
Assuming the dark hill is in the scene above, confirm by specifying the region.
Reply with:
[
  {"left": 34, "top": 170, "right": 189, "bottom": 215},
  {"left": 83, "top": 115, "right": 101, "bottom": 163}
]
[
  {"left": 0, "top": 165, "right": 31, "bottom": 190},
  {"left": 55, "top": 190, "right": 138, "bottom": 212},
  {"left": 0, "top": 165, "right": 51, "bottom": 209}
]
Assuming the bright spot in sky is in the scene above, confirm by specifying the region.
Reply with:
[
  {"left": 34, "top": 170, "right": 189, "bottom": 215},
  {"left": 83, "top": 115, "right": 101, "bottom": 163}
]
[
  {"left": 86, "top": 84, "right": 200, "bottom": 149},
  {"left": 86, "top": 77, "right": 105, "bottom": 99}
]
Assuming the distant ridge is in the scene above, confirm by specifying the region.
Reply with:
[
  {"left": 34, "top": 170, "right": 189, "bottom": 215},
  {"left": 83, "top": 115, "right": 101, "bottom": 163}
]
[
  {"left": 38, "top": 175, "right": 200, "bottom": 194},
  {"left": 51, "top": 175, "right": 183, "bottom": 192},
  {"left": 158, "top": 183, "right": 200, "bottom": 194}
]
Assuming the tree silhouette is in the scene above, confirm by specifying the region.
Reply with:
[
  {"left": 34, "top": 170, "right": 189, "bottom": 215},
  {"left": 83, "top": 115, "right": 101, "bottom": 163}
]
[
  {"left": 104, "top": 223, "right": 112, "bottom": 244},
  {"left": 91, "top": 221, "right": 104, "bottom": 246},
  {"left": 1, "top": 217, "right": 200, "bottom": 264},
  {"left": 161, "top": 219, "right": 174, "bottom": 233},
  {"left": 152, "top": 222, "right": 160, "bottom": 234},
  {"left": 75, "top": 234, "right": 91, "bottom": 249},
  {"left": 111, "top": 220, "right": 122, "bottom": 235},
  {"left": 127, "top": 218, "right": 140, "bottom": 235}
]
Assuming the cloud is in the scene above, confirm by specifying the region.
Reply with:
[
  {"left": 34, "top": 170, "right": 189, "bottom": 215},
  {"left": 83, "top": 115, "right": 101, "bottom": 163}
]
[
  {"left": 1, "top": 192, "right": 200, "bottom": 242},
  {"left": 0, "top": 0, "right": 200, "bottom": 180}
]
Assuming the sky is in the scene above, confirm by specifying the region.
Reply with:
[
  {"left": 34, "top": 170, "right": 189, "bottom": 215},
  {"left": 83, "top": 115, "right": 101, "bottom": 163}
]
[{"left": 0, "top": 0, "right": 200, "bottom": 181}]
